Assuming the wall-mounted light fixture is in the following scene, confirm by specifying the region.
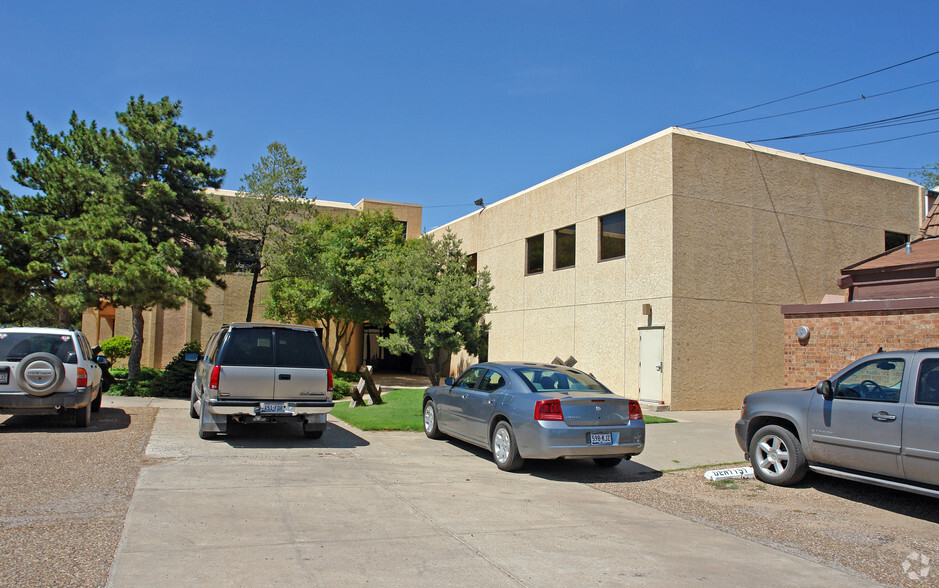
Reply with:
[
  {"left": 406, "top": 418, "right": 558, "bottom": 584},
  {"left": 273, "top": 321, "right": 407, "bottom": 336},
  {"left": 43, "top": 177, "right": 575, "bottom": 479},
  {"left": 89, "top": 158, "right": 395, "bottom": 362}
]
[
  {"left": 796, "top": 325, "right": 810, "bottom": 345},
  {"left": 474, "top": 198, "right": 485, "bottom": 210}
]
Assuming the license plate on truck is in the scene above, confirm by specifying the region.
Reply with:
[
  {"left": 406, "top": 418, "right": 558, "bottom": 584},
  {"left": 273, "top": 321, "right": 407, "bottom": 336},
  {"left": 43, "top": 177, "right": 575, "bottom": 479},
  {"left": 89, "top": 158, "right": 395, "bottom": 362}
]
[
  {"left": 589, "top": 432, "right": 612, "bottom": 446},
  {"left": 259, "top": 402, "right": 287, "bottom": 413}
]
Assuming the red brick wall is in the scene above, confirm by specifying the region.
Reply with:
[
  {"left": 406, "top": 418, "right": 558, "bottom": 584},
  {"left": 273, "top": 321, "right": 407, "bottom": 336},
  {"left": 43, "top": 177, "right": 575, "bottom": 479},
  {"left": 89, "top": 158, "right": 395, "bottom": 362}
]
[{"left": 783, "top": 309, "right": 939, "bottom": 387}]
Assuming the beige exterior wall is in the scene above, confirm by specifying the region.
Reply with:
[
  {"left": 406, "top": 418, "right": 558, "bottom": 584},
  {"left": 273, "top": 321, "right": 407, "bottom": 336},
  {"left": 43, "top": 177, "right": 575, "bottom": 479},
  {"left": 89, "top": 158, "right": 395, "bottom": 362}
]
[{"left": 433, "top": 128, "right": 924, "bottom": 410}]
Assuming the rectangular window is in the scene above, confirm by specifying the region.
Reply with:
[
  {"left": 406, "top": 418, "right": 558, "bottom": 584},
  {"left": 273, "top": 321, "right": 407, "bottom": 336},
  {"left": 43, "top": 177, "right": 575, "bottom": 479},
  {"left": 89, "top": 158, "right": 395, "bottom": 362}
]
[
  {"left": 526, "top": 234, "right": 544, "bottom": 275},
  {"left": 885, "top": 231, "right": 909, "bottom": 251},
  {"left": 599, "top": 211, "right": 625, "bottom": 260},
  {"left": 468, "top": 253, "right": 478, "bottom": 272},
  {"left": 555, "top": 225, "right": 576, "bottom": 269}
]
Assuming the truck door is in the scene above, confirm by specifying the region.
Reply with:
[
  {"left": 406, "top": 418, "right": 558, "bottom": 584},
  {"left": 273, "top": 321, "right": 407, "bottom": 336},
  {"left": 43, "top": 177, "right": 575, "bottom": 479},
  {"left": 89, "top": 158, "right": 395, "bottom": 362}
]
[{"left": 900, "top": 357, "right": 939, "bottom": 486}]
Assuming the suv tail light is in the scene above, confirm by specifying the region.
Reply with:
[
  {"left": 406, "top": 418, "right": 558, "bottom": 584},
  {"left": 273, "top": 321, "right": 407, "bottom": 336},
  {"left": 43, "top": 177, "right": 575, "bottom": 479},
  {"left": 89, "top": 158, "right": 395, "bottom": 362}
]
[
  {"left": 327, "top": 369, "right": 334, "bottom": 392},
  {"left": 76, "top": 367, "right": 88, "bottom": 388},
  {"left": 628, "top": 400, "right": 643, "bottom": 421},
  {"left": 534, "top": 398, "right": 564, "bottom": 421},
  {"left": 209, "top": 365, "right": 221, "bottom": 390}
]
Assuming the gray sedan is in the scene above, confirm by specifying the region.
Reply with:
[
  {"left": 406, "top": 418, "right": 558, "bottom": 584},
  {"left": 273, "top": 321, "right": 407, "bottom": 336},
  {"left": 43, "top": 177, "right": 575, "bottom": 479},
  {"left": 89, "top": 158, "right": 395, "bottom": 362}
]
[{"left": 423, "top": 362, "right": 645, "bottom": 471}]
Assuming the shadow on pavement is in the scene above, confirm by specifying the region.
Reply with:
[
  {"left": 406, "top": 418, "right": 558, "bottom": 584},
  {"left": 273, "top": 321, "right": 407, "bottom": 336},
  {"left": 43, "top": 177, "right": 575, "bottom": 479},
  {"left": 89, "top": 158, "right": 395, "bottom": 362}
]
[
  {"left": 441, "top": 436, "right": 663, "bottom": 482},
  {"left": 215, "top": 421, "right": 370, "bottom": 450},
  {"left": 806, "top": 471, "right": 939, "bottom": 522},
  {"left": 0, "top": 406, "right": 132, "bottom": 433}
]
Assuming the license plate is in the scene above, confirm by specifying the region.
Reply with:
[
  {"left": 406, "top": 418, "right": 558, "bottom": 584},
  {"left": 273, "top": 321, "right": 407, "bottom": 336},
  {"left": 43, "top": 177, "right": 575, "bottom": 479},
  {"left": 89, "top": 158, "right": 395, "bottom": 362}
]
[
  {"left": 0, "top": 368, "right": 7, "bottom": 385},
  {"left": 590, "top": 432, "right": 612, "bottom": 446},
  {"left": 259, "top": 402, "right": 287, "bottom": 413}
]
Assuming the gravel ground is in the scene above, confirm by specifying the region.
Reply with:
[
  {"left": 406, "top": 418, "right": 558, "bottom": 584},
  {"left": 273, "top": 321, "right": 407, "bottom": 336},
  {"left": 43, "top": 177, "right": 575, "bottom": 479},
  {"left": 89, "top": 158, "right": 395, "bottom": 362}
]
[
  {"left": 548, "top": 462, "right": 939, "bottom": 588},
  {"left": 0, "top": 406, "right": 157, "bottom": 588}
]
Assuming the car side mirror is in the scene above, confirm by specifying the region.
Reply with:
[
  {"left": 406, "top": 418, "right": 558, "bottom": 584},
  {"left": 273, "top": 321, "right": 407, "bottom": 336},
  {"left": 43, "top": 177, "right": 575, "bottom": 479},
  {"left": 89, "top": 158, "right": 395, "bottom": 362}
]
[
  {"left": 445, "top": 377, "right": 454, "bottom": 386},
  {"left": 96, "top": 355, "right": 110, "bottom": 365},
  {"left": 816, "top": 380, "right": 833, "bottom": 400},
  {"left": 184, "top": 353, "right": 200, "bottom": 362}
]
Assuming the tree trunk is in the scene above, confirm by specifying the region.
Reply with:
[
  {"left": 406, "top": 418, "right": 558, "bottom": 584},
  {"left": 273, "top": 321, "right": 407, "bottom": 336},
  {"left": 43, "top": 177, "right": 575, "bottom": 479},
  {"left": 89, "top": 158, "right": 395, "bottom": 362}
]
[
  {"left": 128, "top": 306, "right": 145, "bottom": 383},
  {"left": 419, "top": 353, "right": 439, "bottom": 387},
  {"left": 57, "top": 307, "right": 71, "bottom": 329},
  {"left": 245, "top": 265, "right": 259, "bottom": 322}
]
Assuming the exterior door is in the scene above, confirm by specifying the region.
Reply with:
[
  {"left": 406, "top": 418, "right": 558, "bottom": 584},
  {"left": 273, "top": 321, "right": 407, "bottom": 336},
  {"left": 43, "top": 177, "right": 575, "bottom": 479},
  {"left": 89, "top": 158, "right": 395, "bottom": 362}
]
[{"left": 639, "top": 327, "right": 664, "bottom": 402}]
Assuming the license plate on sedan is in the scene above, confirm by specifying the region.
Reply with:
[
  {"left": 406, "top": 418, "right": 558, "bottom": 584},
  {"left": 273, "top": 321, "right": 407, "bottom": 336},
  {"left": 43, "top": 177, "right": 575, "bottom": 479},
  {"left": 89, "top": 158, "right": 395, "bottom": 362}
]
[
  {"left": 589, "top": 432, "right": 613, "bottom": 446},
  {"left": 259, "top": 402, "right": 287, "bottom": 413}
]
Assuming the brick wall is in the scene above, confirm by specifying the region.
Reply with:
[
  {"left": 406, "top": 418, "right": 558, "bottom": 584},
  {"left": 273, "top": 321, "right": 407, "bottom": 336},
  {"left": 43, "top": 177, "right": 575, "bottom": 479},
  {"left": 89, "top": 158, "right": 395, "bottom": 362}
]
[{"left": 783, "top": 308, "right": 939, "bottom": 387}]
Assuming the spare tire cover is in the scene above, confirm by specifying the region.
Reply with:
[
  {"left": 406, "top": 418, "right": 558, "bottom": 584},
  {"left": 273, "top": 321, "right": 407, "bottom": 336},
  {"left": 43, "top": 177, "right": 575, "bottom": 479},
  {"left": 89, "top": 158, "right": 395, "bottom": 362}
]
[{"left": 14, "top": 352, "right": 67, "bottom": 397}]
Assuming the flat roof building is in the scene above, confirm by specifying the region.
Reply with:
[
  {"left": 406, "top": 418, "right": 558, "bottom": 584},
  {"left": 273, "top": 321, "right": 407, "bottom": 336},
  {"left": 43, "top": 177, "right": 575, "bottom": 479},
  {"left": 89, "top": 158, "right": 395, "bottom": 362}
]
[{"left": 432, "top": 127, "right": 926, "bottom": 410}]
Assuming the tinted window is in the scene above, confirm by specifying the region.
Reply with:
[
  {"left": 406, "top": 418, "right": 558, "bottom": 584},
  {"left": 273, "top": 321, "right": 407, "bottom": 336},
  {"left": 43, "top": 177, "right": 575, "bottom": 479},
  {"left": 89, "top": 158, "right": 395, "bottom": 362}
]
[
  {"left": 220, "top": 328, "right": 274, "bottom": 367},
  {"left": 275, "top": 329, "right": 328, "bottom": 368},
  {"left": 599, "top": 211, "right": 625, "bottom": 260},
  {"left": 915, "top": 359, "right": 939, "bottom": 405},
  {"left": 455, "top": 367, "right": 486, "bottom": 389},
  {"left": 0, "top": 333, "right": 76, "bottom": 363},
  {"left": 480, "top": 370, "right": 505, "bottom": 392},
  {"left": 835, "top": 358, "right": 904, "bottom": 402},
  {"left": 526, "top": 234, "right": 544, "bottom": 274},
  {"left": 555, "top": 225, "right": 575, "bottom": 269},
  {"left": 513, "top": 367, "right": 608, "bottom": 393}
]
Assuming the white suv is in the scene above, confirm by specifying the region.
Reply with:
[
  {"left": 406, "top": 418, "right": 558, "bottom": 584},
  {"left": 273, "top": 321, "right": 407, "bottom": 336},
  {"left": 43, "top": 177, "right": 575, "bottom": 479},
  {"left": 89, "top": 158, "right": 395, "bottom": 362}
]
[{"left": 0, "top": 327, "right": 103, "bottom": 427}]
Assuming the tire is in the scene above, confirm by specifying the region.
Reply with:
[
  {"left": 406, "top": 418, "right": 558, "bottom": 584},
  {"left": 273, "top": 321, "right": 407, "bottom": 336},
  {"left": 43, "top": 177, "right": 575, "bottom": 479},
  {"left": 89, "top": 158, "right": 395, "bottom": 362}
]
[
  {"left": 423, "top": 400, "right": 444, "bottom": 439},
  {"left": 74, "top": 402, "right": 91, "bottom": 428},
  {"left": 749, "top": 424, "right": 807, "bottom": 486},
  {"left": 593, "top": 457, "right": 623, "bottom": 468},
  {"left": 491, "top": 421, "right": 524, "bottom": 471},
  {"left": 189, "top": 389, "right": 199, "bottom": 419},
  {"left": 91, "top": 385, "right": 102, "bottom": 412},
  {"left": 14, "top": 352, "right": 67, "bottom": 396}
]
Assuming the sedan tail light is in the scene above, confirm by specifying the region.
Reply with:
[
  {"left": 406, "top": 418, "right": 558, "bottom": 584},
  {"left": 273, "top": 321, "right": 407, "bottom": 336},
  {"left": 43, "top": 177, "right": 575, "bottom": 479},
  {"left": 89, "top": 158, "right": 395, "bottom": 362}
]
[
  {"left": 77, "top": 367, "right": 88, "bottom": 388},
  {"left": 534, "top": 398, "right": 564, "bottom": 421},
  {"left": 327, "top": 369, "right": 334, "bottom": 392},
  {"left": 628, "top": 400, "right": 643, "bottom": 421},
  {"left": 209, "top": 365, "right": 221, "bottom": 390}
]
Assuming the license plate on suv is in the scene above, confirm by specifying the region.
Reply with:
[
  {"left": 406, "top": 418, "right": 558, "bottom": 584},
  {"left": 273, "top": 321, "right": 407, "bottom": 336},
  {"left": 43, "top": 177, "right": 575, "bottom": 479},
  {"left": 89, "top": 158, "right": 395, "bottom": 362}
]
[
  {"left": 589, "top": 432, "right": 613, "bottom": 446},
  {"left": 0, "top": 367, "right": 8, "bottom": 385},
  {"left": 258, "top": 402, "right": 288, "bottom": 413}
]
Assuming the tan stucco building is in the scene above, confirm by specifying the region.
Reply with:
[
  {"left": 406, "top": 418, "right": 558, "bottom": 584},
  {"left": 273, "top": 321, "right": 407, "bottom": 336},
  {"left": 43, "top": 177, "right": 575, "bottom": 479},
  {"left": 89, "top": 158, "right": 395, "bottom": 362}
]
[
  {"left": 432, "top": 127, "right": 927, "bottom": 410},
  {"left": 82, "top": 191, "right": 422, "bottom": 372}
]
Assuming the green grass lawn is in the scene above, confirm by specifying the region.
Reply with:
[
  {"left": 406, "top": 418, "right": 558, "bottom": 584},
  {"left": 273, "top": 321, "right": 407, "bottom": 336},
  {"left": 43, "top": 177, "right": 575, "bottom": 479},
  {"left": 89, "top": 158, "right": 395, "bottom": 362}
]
[{"left": 330, "top": 387, "right": 676, "bottom": 431}]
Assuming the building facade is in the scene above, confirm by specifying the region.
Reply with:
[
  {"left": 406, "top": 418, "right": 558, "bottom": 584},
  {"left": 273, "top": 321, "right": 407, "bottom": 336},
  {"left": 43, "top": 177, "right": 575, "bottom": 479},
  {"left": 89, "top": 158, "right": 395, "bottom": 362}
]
[
  {"left": 432, "top": 128, "right": 926, "bottom": 410},
  {"left": 82, "top": 191, "right": 423, "bottom": 372}
]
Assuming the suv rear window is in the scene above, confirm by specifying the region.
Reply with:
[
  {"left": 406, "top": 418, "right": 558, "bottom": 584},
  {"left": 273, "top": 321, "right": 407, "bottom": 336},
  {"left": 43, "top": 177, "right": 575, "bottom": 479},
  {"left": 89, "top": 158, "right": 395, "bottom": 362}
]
[
  {"left": 219, "top": 327, "right": 328, "bottom": 368},
  {"left": 0, "top": 333, "right": 76, "bottom": 363}
]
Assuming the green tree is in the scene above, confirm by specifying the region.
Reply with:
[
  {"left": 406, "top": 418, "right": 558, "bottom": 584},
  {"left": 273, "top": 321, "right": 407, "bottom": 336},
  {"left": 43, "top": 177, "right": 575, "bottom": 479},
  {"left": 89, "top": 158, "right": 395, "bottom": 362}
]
[
  {"left": 228, "top": 141, "right": 312, "bottom": 321},
  {"left": 911, "top": 162, "right": 939, "bottom": 192},
  {"left": 379, "top": 231, "right": 493, "bottom": 386},
  {"left": 266, "top": 209, "right": 405, "bottom": 368},
  {"left": 2, "top": 112, "right": 118, "bottom": 327}
]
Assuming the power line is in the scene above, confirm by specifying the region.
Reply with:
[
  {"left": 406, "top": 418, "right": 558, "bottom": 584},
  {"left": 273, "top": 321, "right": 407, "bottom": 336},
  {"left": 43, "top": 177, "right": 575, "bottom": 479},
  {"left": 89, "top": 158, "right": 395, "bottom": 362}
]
[
  {"left": 679, "top": 49, "right": 939, "bottom": 127},
  {"left": 804, "top": 129, "right": 939, "bottom": 154},
  {"left": 693, "top": 79, "right": 939, "bottom": 130},
  {"left": 749, "top": 107, "right": 939, "bottom": 142}
]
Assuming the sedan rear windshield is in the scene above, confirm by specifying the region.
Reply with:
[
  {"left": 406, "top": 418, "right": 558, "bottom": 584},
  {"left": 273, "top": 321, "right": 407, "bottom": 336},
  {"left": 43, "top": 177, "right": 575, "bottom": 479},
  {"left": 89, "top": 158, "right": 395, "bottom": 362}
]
[
  {"left": 513, "top": 367, "right": 608, "bottom": 393},
  {"left": 220, "top": 328, "right": 328, "bottom": 368},
  {"left": 0, "top": 333, "right": 76, "bottom": 363}
]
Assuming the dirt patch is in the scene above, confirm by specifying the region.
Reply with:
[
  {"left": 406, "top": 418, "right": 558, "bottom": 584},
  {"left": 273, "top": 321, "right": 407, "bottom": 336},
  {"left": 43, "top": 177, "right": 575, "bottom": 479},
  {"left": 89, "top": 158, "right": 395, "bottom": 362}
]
[
  {"left": 0, "top": 406, "right": 158, "bottom": 587},
  {"left": 589, "top": 465, "right": 939, "bottom": 587}
]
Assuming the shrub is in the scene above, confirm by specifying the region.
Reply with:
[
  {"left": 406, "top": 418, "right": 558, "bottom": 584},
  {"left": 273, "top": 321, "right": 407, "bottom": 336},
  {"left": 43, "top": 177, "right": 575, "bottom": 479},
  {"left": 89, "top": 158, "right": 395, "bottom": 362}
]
[
  {"left": 100, "top": 336, "right": 132, "bottom": 361},
  {"left": 150, "top": 341, "right": 201, "bottom": 398},
  {"left": 112, "top": 367, "right": 162, "bottom": 396},
  {"left": 332, "top": 378, "right": 352, "bottom": 399}
]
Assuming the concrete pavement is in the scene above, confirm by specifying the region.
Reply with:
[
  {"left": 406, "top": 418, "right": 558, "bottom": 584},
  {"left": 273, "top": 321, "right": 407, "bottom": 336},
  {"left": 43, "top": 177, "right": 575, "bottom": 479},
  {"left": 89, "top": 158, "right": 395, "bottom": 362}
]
[{"left": 105, "top": 397, "right": 872, "bottom": 586}]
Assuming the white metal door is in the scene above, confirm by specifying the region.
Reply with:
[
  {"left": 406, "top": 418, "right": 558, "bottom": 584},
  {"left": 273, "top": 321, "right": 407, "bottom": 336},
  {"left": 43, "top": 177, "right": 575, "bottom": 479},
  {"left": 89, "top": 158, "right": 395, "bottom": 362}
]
[{"left": 639, "top": 327, "right": 664, "bottom": 402}]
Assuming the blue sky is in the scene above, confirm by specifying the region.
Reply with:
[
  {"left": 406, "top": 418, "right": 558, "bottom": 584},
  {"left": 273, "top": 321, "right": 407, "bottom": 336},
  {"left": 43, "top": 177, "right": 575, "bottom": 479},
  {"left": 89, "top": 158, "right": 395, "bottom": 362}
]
[{"left": 2, "top": 1, "right": 937, "bottom": 230}]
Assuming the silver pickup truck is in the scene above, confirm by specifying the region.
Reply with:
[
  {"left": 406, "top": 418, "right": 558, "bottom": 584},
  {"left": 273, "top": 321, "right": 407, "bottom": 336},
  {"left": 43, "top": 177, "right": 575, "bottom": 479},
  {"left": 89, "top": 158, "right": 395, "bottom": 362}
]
[
  {"left": 190, "top": 323, "right": 334, "bottom": 440},
  {"left": 736, "top": 348, "right": 939, "bottom": 498}
]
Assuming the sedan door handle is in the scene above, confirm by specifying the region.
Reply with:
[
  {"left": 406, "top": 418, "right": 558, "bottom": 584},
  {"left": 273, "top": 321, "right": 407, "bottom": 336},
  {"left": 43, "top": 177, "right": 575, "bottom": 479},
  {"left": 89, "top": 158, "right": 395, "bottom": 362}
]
[
  {"left": 278, "top": 374, "right": 291, "bottom": 380},
  {"left": 872, "top": 411, "right": 896, "bottom": 422}
]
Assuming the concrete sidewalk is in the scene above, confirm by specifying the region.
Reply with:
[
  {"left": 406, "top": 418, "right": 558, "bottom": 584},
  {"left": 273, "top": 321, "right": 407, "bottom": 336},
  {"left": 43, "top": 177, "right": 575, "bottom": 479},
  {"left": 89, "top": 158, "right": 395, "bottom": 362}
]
[{"left": 105, "top": 398, "right": 868, "bottom": 587}]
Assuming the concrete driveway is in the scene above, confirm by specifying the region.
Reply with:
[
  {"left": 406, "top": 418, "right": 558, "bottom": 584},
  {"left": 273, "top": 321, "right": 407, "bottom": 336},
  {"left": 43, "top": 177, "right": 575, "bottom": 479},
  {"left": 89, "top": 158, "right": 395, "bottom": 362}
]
[{"left": 107, "top": 399, "right": 874, "bottom": 586}]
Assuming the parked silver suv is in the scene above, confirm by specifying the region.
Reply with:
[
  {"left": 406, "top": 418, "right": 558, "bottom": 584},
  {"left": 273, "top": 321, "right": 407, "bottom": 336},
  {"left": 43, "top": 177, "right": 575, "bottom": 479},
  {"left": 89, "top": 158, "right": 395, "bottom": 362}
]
[
  {"left": 0, "top": 327, "right": 103, "bottom": 427},
  {"left": 736, "top": 348, "right": 939, "bottom": 498},
  {"left": 189, "top": 323, "right": 335, "bottom": 440}
]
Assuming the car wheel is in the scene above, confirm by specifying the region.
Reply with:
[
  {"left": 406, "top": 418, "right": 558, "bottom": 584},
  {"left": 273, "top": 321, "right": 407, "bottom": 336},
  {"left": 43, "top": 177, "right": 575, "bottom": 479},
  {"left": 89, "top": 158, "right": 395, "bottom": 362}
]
[
  {"left": 91, "top": 385, "right": 102, "bottom": 412},
  {"left": 423, "top": 400, "right": 444, "bottom": 439},
  {"left": 593, "top": 457, "right": 622, "bottom": 468},
  {"left": 491, "top": 421, "right": 524, "bottom": 471},
  {"left": 74, "top": 402, "right": 91, "bottom": 428},
  {"left": 14, "top": 352, "right": 67, "bottom": 396},
  {"left": 749, "top": 424, "right": 807, "bottom": 486},
  {"left": 189, "top": 389, "right": 199, "bottom": 419}
]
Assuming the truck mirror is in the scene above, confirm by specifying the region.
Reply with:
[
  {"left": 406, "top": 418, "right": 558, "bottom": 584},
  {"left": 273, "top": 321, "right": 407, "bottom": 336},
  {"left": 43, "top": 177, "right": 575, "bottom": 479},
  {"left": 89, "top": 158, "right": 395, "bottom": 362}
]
[{"left": 816, "top": 380, "right": 833, "bottom": 400}]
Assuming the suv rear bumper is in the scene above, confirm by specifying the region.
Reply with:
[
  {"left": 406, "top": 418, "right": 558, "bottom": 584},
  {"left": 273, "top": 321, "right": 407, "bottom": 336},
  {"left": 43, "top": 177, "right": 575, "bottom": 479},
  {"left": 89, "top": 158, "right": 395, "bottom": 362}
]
[
  {"left": 0, "top": 388, "right": 93, "bottom": 414},
  {"left": 206, "top": 398, "right": 334, "bottom": 416}
]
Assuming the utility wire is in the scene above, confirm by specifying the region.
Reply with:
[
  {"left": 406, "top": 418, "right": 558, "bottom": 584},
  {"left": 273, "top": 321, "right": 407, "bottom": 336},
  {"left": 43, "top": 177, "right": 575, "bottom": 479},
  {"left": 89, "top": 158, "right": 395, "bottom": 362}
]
[
  {"left": 679, "top": 49, "right": 939, "bottom": 127},
  {"left": 693, "top": 79, "right": 939, "bottom": 130},
  {"left": 804, "top": 129, "right": 939, "bottom": 154},
  {"left": 749, "top": 107, "right": 939, "bottom": 142}
]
